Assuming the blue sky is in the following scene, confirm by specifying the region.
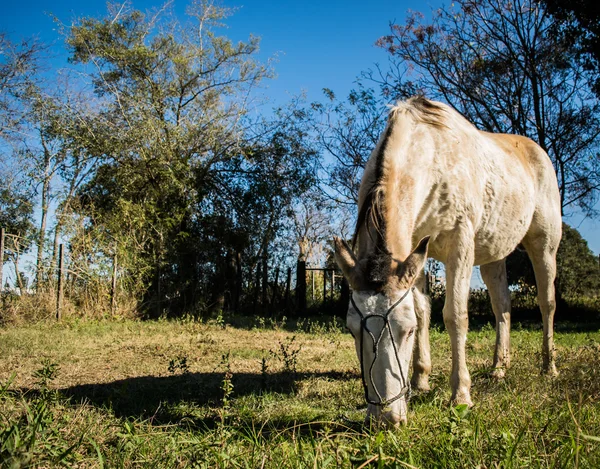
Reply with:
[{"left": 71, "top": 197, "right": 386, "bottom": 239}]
[
  {"left": 2, "top": 0, "right": 599, "bottom": 259},
  {"left": 1, "top": 0, "right": 437, "bottom": 103}
]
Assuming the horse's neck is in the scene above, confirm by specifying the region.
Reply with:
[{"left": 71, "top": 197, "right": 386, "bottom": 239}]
[
  {"left": 379, "top": 141, "right": 424, "bottom": 262},
  {"left": 381, "top": 184, "right": 416, "bottom": 261},
  {"left": 358, "top": 106, "right": 441, "bottom": 263},
  {"left": 357, "top": 171, "right": 420, "bottom": 263}
]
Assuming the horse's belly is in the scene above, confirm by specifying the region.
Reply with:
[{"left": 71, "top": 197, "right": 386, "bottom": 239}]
[
  {"left": 472, "top": 196, "right": 535, "bottom": 265},
  {"left": 416, "top": 184, "right": 535, "bottom": 266}
]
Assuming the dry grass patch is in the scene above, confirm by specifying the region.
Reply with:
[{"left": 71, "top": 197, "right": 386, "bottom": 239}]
[{"left": 1, "top": 317, "right": 599, "bottom": 468}]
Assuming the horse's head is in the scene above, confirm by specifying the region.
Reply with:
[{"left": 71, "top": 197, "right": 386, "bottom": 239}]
[{"left": 334, "top": 236, "right": 429, "bottom": 427}]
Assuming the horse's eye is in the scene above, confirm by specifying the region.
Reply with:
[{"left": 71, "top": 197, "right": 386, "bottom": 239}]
[{"left": 407, "top": 328, "right": 415, "bottom": 338}]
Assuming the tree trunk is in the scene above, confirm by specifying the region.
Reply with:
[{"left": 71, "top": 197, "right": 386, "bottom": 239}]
[
  {"left": 14, "top": 246, "right": 24, "bottom": 293},
  {"left": 36, "top": 171, "right": 50, "bottom": 290},
  {"left": 51, "top": 167, "right": 81, "bottom": 275},
  {"left": 261, "top": 255, "right": 268, "bottom": 310},
  {"left": 233, "top": 251, "right": 242, "bottom": 313}
]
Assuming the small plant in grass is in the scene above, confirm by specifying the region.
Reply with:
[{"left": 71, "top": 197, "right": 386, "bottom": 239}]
[
  {"left": 167, "top": 355, "right": 190, "bottom": 374},
  {"left": 215, "top": 310, "right": 226, "bottom": 329},
  {"left": 219, "top": 352, "right": 234, "bottom": 420},
  {"left": 260, "top": 355, "right": 269, "bottom": 389},
  {"left": 116, "top": 419, "right": 143, "bottom": 453},
  {"left": 255, "top": 316, "right": 266, "bottom": 329},
  {"left": 33, "top": 359, "right": 60, "bottom": 401},
  {"left": 270, "top": 335, "right": 302, "bottom": 376},
  {"left": 216, "top": 351, "right": 235, "bottom": 457}
]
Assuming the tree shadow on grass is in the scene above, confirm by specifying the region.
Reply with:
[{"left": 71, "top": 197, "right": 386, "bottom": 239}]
[{"left": 50, "top": 370, "right": 362, "bottom": 432}]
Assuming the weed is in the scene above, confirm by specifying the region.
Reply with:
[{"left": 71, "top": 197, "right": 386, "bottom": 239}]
[
  {"left": 33, "top": 359, "right": 60, "bottom": 401},
  {"left": 215, "top": 310, "right": 226, "bottom": 329},
  {"left": 270, "top": 335, "right": 302, "bottom": 375},
  {"left": 260, "top": 355, "right": 269, "bottom": 389},
  {"left": 33, "top": 359, "right": 60, "bottom": 390},
  {"left": 219, "top": 352, "right": 234, "bottom": 420},
  {"left": 167, "top": 355, "right": 190, "bottom": 374}
]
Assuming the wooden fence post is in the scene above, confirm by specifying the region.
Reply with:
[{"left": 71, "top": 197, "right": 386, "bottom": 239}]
[
  {"left": 322, "top": 269, "right": 327, "bottom": 304},
  {"left": 0, "top": 227, "right": 4, "bottom": 293},
  {"left": 296, "top": 260, "right": 306, "bottom": 316},
  {"left": 56, "top": 244, "right": 64, "bottom": 320},
  {"left": 331, "top": 272, "right": 336, "bottom": 302},
  {"left": 111, "top": 254, "right": 117, "bottom": 315}
]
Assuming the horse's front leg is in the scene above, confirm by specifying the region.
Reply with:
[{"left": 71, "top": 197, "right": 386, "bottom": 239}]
[
  {"left": 411, "top": 273, "right": 431, "bottom": 392},
  {"left": 443, "top": 237, "right": 474, "bottom": 407}
]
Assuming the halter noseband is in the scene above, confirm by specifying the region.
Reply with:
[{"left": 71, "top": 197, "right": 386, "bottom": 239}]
[{"left": 350, "top": 288, "right": 414, "bottom": 407}]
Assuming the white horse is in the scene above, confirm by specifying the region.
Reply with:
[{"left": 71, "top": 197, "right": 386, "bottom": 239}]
[{"left": 334, "top": 97, "right": 561, "bottom": 426}]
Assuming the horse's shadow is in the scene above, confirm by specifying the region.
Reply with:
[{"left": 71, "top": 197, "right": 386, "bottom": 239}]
[{"left": 51, "top": 370, "right": 362, "bottom": 431}]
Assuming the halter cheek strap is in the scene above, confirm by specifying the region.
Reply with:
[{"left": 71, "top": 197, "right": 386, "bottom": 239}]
[{"left": 350, "top": 287, "right": 414, "bottom": 407}]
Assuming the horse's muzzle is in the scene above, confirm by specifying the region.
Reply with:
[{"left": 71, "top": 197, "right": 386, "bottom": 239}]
[{"left": 365, "top": 400, "right": 408, "bottom": 428}]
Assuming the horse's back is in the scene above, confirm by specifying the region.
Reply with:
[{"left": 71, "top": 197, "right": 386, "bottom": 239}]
[
  {"left": 409, "top": 107, "right": 559, "bottom": 264},
  {"left": 357, "top": 97, "right": 561, "bottom": 265}
]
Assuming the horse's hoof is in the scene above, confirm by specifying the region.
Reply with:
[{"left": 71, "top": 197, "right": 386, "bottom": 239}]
[
  {"left": 542, "top": 365, "right": 559, "bottom": 378},
  {"left": 451, "top": 395, "right": 474, "bottom": 408},
  {"left": 491, "top": 368, "right": 506, "bottom": 379}
]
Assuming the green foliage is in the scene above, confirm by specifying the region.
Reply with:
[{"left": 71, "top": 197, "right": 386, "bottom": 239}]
[
  {"left": 540, "top": 0, "right": 600, "bottom": 95},
  {"left": 0, "top": 185, "right": 34, "bottom": 245},
  {"left": 507, "top": 222, "right": 600, "bottom": 299},
  {"left": 59, "top": 2, "right": 318, "bottom": 317}
]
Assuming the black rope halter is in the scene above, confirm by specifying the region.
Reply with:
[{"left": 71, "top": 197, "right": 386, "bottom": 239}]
[{"left": 350, "top": 288, "right": 414, "bottom": 407}]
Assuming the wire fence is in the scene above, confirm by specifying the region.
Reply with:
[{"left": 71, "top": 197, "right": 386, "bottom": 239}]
[{"left": 0, "top": 227, "right": 119, "bottom": 320}]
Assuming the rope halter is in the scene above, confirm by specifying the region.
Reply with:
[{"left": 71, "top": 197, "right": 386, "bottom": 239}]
[{"left": 350, "top": 287, "right": 414, "bottom": 407}]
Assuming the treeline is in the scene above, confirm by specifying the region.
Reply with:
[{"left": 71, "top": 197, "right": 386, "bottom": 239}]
[{"left": 1, "top": 0, "right": 599, "bottom": 320}]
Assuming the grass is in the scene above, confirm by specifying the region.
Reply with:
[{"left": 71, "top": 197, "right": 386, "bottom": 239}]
[{"left": 0, "top": 315, "right": 599, "bottom": 468}]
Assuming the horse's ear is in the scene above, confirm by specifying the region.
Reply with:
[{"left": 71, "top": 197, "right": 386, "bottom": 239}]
[
  {"left": 397, "top": 236, "right": 430, "bottom": 287},
  {"left": 334, "top": 237, "right": 364, "bottom": 290}
]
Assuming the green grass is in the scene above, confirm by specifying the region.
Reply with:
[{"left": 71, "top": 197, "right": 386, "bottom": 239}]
[{"left": 1, "top": 316, "right": 599, "bottom": 468}]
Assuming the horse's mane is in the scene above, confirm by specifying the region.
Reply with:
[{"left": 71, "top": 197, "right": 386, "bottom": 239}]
[
  {"left": 351, "top": 97, "right": 447, "bottom": 256},
  {"left": 389, "top": 96, "right": 447, "bottom": 128}
]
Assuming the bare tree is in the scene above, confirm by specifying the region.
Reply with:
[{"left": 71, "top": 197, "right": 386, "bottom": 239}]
[
  {"left": 310, "top": 86, "right": 388, "bottom": 207},
  {"left": 292, "top": 192, "right": 336, "bottom": 265},
  {"left": 376, "top": 0, "right": 600, "bottom": 216}
]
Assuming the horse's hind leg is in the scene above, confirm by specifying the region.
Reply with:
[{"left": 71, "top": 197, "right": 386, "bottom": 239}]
[
  {"left": 411, "top": 273, "right": 431, "bottom": 392},
  {"left": 523, "top": 229, "right": 560, "bottom": 376},
  {"left": 480, "top": 259, "right": 511, "bottom": 378}
]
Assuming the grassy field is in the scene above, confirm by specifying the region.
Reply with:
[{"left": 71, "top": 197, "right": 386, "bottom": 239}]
[{"left": 1, "top": 315, "right": 599, "bottom": 468}]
